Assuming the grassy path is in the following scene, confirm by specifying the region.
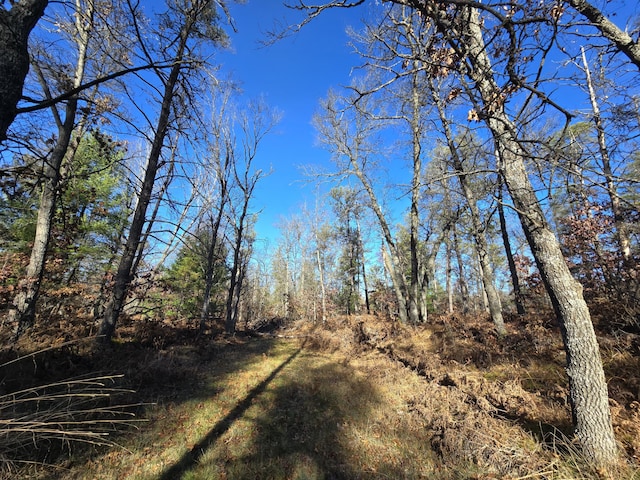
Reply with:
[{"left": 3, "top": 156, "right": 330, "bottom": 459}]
[
  {"left": 36, "top": 327, "right": 639, "bottom": 479},
  {"left": 56, "top": 337, "right": 438, "bottom": 480}
]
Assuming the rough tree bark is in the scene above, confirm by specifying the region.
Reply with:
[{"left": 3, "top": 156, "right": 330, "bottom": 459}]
[
  {"left": 567, "top": 0, "right": 640, "bottom": 70},
  {"left": 456, "top": 5, "right": 617, "bottom": 465},
  {"left": 0, "top": 0, "right": 48, "bottom": 142}
]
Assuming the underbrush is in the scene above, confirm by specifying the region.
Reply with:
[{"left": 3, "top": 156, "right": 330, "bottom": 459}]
[
  {"left": 0, "top": 310, "right": 637, "bottom": 479},
  {"left": 296, "top": 313, "right": 640, "bottom": 478}
]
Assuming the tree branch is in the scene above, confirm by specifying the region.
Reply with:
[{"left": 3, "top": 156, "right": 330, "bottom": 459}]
[
  {"left": 566, "top": 0, "right": 640, "bottom": 70},
  {"left": 16, "top": 62, "right": 176, "bottom": 114}
]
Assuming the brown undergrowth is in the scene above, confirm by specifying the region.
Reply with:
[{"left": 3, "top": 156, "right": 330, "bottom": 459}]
[
  {"left": 0, "top": 310, "right": 638, "bottom": 479},
  {"left": 299, "top": 312, "right": 640, "bottom": 477}
]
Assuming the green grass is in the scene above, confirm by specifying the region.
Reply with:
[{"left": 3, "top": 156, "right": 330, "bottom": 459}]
[
  {"left": 26, "top": 328, "right": 639, "bottom": 480},
  {"left": 49, "top": 338, "right": 439, "bottom": 479}
]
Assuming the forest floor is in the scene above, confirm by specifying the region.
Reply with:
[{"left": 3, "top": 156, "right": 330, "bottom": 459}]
[{"left": 1, "top": 311, "right": 639, "bottom": 479}]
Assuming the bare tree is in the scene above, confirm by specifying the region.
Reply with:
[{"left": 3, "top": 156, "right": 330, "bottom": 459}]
[
  {"left": 428, "top": 76, "right": 506, "bottom": 335},
  {"left": 579, "top": 47, "right": 631, "bottom": 259},
  {"left": 315, "top": 91, "right": 411, "bottom": 323},
  {"left": 198, "top": 87, "right": 235, "bottom": 334},
  {"left": 224, "top": 100, "right": 278, "bottom": 334},
  {"left": 291, "top": 0, "right": 620, "bottom": 465},
  {"left": 566, "top": 0, "right": 640, "bottom": 70},
  {"left": 8, "top": 0, "right": 97, "bottom": 338},
  {"left": 99, "top": 0, "right": 231, "bottom": 343},
  {"left": 429, "top": 3, "right": 616, "bottom": 465}
]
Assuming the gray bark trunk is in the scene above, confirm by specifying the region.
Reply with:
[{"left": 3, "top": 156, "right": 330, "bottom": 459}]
[
  {"left": 316, "top": 247, "right": 327, "bottom": 323},
  {"left": 580, "top": 47, "right": 631, "bottom": 259},
  {"left": 226, "top": 177, "right": 257, "bottom": 334},
  {"left": 461, "top": 5, "right": 617, "bottom": 465},
  {"left": 408, "top": 60, "right": 423, "bottom": 324},
  {"left": 445, "top": 229, "right": 454, "bottom": 314},
  {"left": 351, "top": 164, "right": 409, "bottom": 323},
  {"left": 199, "top": 208, "right": 225, "bottom": 335},
  {"left": 497, "top": 174, "right": 525, "bottom": 315},
  {"left": 567, "top": 0, "right": 640, "bottom": 70},
  {"left": 451, "top": 225, "right": 470, "bottom": 313},
  {"left": 356, "top": 218, "right": 370, "bottom": 315},
  {"left": 430, "top": 78, "right": 505, "bottom": 334}
]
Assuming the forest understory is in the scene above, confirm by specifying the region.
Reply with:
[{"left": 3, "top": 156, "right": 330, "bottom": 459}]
[{"left": 0, "top": 310, "right": 638, "bottom": 480}]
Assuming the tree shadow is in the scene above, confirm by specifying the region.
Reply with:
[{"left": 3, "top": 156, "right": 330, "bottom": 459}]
[
  {"left": 0, "top": 335, "right": 284, "bottom": 477},
  {"left": 231, "top": 359, "right": 379, "bottom": 479},
  {"left": 157, "top": 341, "right": 305, "bottom": 480},
  {"left": 185, "top": 347, "right": 422, "bottom": 479}
]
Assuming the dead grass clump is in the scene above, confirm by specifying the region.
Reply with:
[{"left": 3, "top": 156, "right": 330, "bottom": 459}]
[
  {"left": 400, "top": 369, "right": 551, "bottom": 477},
  {"left": 302, "top": 315, "right": 365, "bottom": 354},
  {"left": 304, "top": 326, "right": 353, "bottom": 353},
  {"left": 0, "top": 362, "right": 140, "bottom": 479}
]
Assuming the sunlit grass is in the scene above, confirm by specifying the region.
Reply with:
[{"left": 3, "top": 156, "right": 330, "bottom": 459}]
[
  {"left": 40, "top": 320, "right": 639, "bottom": 480},
  {"left": 52, "top": 339, "right": 443, "bottom": 479}
]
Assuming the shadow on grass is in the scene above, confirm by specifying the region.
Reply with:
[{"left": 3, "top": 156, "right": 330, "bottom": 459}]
[
  {"left": 0, "top": 334, "right": 286, "bottom": 477},
  {"left": 235, "top": 360, "right": 378, "bottom": 479},
  {"left": 157, "top": 341, "right": 305, "bottom": 480},
  {"left": 190, "top": 351, "right": 416, "bottom": 479}
]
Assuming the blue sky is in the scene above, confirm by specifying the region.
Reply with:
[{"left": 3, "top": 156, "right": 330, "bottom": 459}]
[
  {"left": 217, "top": 2, "right": 368, "bottom": 247},
  {"left": 213, "top": 0, "right": 640, "bottom": 252}
]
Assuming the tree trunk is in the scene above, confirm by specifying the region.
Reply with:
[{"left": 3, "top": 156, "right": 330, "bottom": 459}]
[
  {"left": 451, "top": 224, "right": 470, "bottom": 313},
  {"left": 381, "top": 244, "right": 408, "bottom": 323},
  {"left": 9, "top": 129, "right": 69, "bottom": 337},
  {"left": 459, "top": 5, "right": 617, "bottom": 465},
  {"left": 225, "top": 222, "right": 244, "bottom": 334},
  {"left": 497, "top": 174, "right": 525, "bottom": 315},
  {"left": 580, "top": 47, "right": 631, "bottom": 259},
  {"left": 356, "top": 218, "right": 370, "bottom": 315},
  {"left": 316, "top": 247, "right": 327, "bottom": 323},
  {"left": 98, "top": 28, "right": 188, "bottom": 344},
  {"left": 567, "top": 0, "right": 640, "bottom": 70},
  {"left": 352, "top": 163, "right": 409, "bottom": 323},
  {"left": 430, "top": 78, "right": 506, "bottom": 335},
  {"left": 226, "top": 180, "right": 256, "bottom": 334},
  {"left": 445, "top": 230, "right": 454, "bottom": 314},
  {"left": 9, "top": 1, "right": 93, "bottom": 338},
  {"left": 132, "top": 155, "right": 175, "bottom": 280},
  {"left": 408, "top": 59, "right": 423, "bottom": 324},
  {"left": 0, "top": 0, "right": 48, "bottom": 142},
  {"left": 199, "top": 208, "right": 225, "bottom": 335}
]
